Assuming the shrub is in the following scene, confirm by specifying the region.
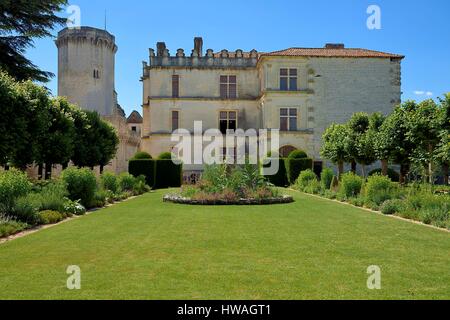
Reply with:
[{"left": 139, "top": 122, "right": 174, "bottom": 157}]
[
  {"left": 365, "top": 174, "right": 399, "bottom": 206},
  {"left": 338, "top": 172, "right": 364, "bottom": 199},
  {"left": 420, "top": 208, "right": 449, "bottom": 228},
  {"left": 118, "top": 173, "right": 136, "bottom": 192},
  {"left": 63, "top": 199, "right": 86, "bottom": 216},
  {"left": 321, "top": 168, "right": 334, "bottom": 190},
  {"left": 11, "top": 196, "right": 40, "bottom": 225},
  {"left": 129, "top": 159, "right": 155, "bottom": 187},
  {"left": 158, "top": 152, "right": 172, "bottom": 160},
  {"left": 285, "top": 158, "right": 313, "bottom": 185},
  {"left": 295, "top": 169, "right": 318, "bottom": 191},
  {"left": 0, "top": 215, "right": 28, "bottom": 238},
  {"left": 37, "top": 180, "right": 68, "bottom": 212},
  {"left": 349, "top": 196, "right": 366, "bottom": 207},
  {"left": 39, "top": 210, "right": 65, "bottom": 225},
  {"left": 330, "top": 175, "right": 339, "bottom": 192},
  {"left": 263, "top": 158, "right": 288, "bottom": 187},
  {"left": 288, "top": 149, "right": 308, "bottom": 159},
  {"left": 0, "top": 169, "right": 32, "bottom": 214},
  {"left": 381, "top": 199, "right": 405, "bottom": 215},
  {"left": 90, "top": 189, "right": 110, "bottom": 208},
  {"left": 304, "top": 179, "right": 322, "bottom": 195},
  {"left": 323, "top": 189, "right": 337, "bottom": 200},
  {"left": 154, "top": 160, "right": 182, "bottom": 189},
  {"left": 369, "top": 168, "right": 400, "bottom": 183},
  {"left": 132, "top": 151, "right": 152, "bottom": 160},
  {"left": 61, "top": 167, "right": 97, "bottom": 208},
  {"left": 132, "top": 175, "right": 150, "bottom": 195},
  {"left": 101, "top": 171, "right": 118, "bottom": 193}
]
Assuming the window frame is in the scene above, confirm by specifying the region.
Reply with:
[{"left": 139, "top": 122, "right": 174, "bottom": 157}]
[
  {"left": 280, "top": 107, "right": 298, "bottom": 131},
  {"left": 171, "top": 110, "right": 180, "bottom": 132},
  {"left": 220, "top": 75, "right": 238, "bottom": 99},
  {"left": 279, "top": 68, "right": 298, "bottom": 91},
  {"left": 172, "top": 74, "right": 180, "bottom": 98},
  {"left": 219, "top": 110, "right": 238, "bottom": 134}
]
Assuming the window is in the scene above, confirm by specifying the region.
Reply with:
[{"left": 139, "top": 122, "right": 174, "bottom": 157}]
[
  {"left": 131, "top": 126, "right": 137, "bottom": 132},
  {"left": 220, "top": 75, "right": 237, "bottom": 99},
  {"left": 219, "top": 111, "right": 237, "bottom": 134},
  {"left": 280, "top": 68, "right": 297, "bottom": 91},
  {"left": 93, "top": 69, "right": 100, "bottom": 79},
  {"left": 172, "top": 111, "right": 179, "bottom": 131},
  {"left": 280, "top": 108, "right": 298, "bottom": 131},
  {"left": 172, "top": 75, "right": 179, "bottom": 98}
]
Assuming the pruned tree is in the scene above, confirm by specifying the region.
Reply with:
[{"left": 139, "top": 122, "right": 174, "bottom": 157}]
[{"left": 321, "top": 124, "right": 351, "bottom": 178}]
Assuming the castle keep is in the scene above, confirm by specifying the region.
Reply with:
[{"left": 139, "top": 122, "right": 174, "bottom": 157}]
[{"left": 141, "top": 38, "right": 403, "bottom": 174}]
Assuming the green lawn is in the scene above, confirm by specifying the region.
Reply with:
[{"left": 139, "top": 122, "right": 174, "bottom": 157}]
[{"left": 0, "top": 189, "right": 449, "bottom": 300}]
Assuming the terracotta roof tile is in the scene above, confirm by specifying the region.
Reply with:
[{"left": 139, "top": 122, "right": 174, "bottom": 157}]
[
  {"left": 127, "top": 110, "right": 143, "bottom": 124},
  {"left": 262, "top": 47, "right": 404, "bottom": 59}
]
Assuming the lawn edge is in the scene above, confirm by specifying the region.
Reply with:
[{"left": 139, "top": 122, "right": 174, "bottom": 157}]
[
  {"left": 288, "top": 188, "right": 450, "bottom": 234},
  {"left": 0, "top": 195, "right": 144, "bottom": 245}
]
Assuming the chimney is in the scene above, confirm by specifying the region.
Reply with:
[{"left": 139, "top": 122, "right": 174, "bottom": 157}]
[
  {"left": 157, "top": 42, "right": 166, "bottom": 56},
  {"left": 325, "top": 43, "right": 345, "bottom": 49},
  {"left": 194, "top": 37, "right": 203, "bottom": 57}
]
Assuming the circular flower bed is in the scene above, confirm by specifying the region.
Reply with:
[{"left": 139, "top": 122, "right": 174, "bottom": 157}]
[{"left": 163, "top": 194, "right": 294, "bottom": 206}]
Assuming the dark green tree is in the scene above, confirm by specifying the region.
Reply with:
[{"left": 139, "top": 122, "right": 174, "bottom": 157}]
[
  {"left": 321, "top": 124, "right": 351, "bottom": 178},
  {"left": 98, "top": 120, "right": 119, "bottom": 174},
  {"left": 0, "top": 0, "right": 68, "bottom": 82}
]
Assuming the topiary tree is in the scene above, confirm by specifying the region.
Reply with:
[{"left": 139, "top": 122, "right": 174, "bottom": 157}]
[
  {"left": 321, "top": 124, "right": 351, "bottom": 179},
  {"left": 288, "top": 149, "right": 308, "bottom": 159},
  {"left": 158, "top": 152, "right": 172, "bottom": 160},
  {"left": 133, "top": 151, "right": 152, "bottom": 160}
]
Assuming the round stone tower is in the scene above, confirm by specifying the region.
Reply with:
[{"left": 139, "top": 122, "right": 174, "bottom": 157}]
[{"left": 55, "top": 27, "right": 118, "bottom": 116}]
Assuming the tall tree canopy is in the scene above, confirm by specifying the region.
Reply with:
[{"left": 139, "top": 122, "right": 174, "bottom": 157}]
[
  {"left": 321, "top": 124, "right": 350, "bottom": 178},
  {"left": 0, "top": 0, "right": 67, "bottom": 82}
]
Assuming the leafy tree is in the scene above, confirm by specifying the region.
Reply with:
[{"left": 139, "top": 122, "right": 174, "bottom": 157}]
[
  {"left": 435, "top": 94, "right": 450, "bottom": 185},
  {"left": 0, "top": 0, "right": 68, "bottom": 82},
  {"left": 321, "top": 124, "right": 350, "bottom": 178},
  {"left": 98, "top": 120, "right": 119, "bottom": 174}
]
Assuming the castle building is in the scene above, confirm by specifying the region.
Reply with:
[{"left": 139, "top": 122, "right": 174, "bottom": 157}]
[
  {"left": 141, "top": 38, "right": 403, "bottom": 175},
  {"left": 55, "top": 27, "right": 141, "bottom": 174}
]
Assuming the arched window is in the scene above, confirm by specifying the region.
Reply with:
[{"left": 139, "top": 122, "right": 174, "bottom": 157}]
[{"left": 279, "top": 145, "right": 297, "bottom": 158}]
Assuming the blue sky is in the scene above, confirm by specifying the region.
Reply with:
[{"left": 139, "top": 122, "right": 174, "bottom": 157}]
[{"left": 27, "top": 0, "right": 450, "bottom": 116}]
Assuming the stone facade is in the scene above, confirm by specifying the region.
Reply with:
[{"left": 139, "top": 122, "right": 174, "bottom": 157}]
[
  {"left": 53, "top": 27, "right": 141, "bottom": 176},
  {"left": 141, "top": 38, "right": 403, "bottom": 174}
]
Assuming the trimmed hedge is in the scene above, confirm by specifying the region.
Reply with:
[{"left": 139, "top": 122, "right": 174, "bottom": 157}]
[
  {"left": 263, "top": 158, "right": 288, "bottom": 187},
  {"left": 129, "top": 159, "right": 182, "bottom": 189},
  {"left": 285, "top": 158, "right": 313, "bottom": 185}
]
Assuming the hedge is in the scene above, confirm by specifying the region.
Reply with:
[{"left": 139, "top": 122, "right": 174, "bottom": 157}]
[
  {"left": 285, "top": 158, "right": 313, "bottom": 185},
  {"left": 129, "top": 159, "right": 182, "bottom": 189},
  {"left": 263, "top": 158, "right": 288, "bottom": 187}
]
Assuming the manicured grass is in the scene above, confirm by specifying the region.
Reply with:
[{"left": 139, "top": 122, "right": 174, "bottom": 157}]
[{"left": 0, "top": 189, "right": 449, "bottom": 300}]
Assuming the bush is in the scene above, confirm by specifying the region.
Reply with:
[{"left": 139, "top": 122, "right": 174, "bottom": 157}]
[
  {"left": 63, "top": 199, "right": 86, "bottom": 216},
  {"left": 118, "top": 173, "right": 136, "bottom": 192},
  {"left": 0, "top": 215, "right": 28, "bottom": 238},
  {"left": 263, "top": 158, "right": 288, "bottom": 187},
  {"left": 133, "top": 175, "right": 150, "bottom": 195},
  {"left": 288, "top": 149, "right": 308, "bottom": 159},
  {"left": 420, "top": 208, "right": 449, "bottom": 228},
  {"left": 0, "top": 169, "right": 32, "bottom": 214},
  {"left": 285, "top": 158, "right": 313, "bottom": 185},
  {"left": 36, "top": 180, "right": 68, "bottom": 212},
  {"left": 158, "top": 152, "right": 172, "bottom": 160},
  {"left": 381, "top": 199, "right": 405, "bottom": 215},
  {"left": 323, "top": 189, "right": 337, "bottom": 199},
  {"left": 295, "top": 169, "right": 318, "bottom": 191},
  {"left": 39, "top": 210, "right": 65, "bottom": 225},
  {"left": 330, "top": 175, "right": 339, "bottom": 192},
  {"left": 129, "top": 159, "right": 155, "bottom": 187},
  {"left": 369, "top": 168, "right": 400, "bottom": 183},
  {"left": 338, "top": 172, "right": 364, "bottom": 199},
  {"left": 132, "top": 151, "right": 152, "bottom": 160},
  {"left": 11, "top": 196, "right": 40, "bottom": 225},
  {"left": 321, "top": 168, "right": 334, "bottom": 190},
  {"left": 304, "top": 179, "right": 322, "bottom": 195},
  {"left": 349, "top": 196, "right": 366, "bottom": 207},
  {"left": 101, "top": 171, "right": 118, "bottom": 193},
  {"left": 61, "top": 167, "right": 97, "bottom": 208},
  {"left": 154, "top": 160, "right": 182, "bottom": 189},
  {"left": 365, "top": 174, "right": 399, "bottom": 206}
]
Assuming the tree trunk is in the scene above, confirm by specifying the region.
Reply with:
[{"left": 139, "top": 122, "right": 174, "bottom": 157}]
[
  {"left": 100, "top": 165, "right": 104, "bottom": 174},
  {"left": 428, "top": 144, "right": 433, "bottom": 184},
  {"left": 399, "top": 164, "right": 409, "bottom": 185},
  {"left": 361, "top": 164, "right": 366, "bottom": 179},
  {"left": 381, "top": 159, "right": 388, "bottom": 176},
  {"left": 338, "top": 161, "right": 344, "bottom": 180},
  {"left": 38, "top": 163, "right": 43, "bottom": 180},
  {"left": 443, "top": 163, "right": 449, "bottom": 186},
  {"left": 351, "top": 161, "right": 357, "bottom": 174},
  {"left": 45, "top": 163, "right": 52, "bottom": 180}
]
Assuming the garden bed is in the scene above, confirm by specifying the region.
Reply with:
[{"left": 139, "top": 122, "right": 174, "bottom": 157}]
[{"left": 163, "top": 194, "right": 294, "bottom": 205}]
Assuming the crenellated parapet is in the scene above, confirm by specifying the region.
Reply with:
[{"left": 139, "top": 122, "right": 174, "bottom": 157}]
[
  {"left": 56, "top": 27, "right": 118, "bottom": 53},
  {"left": 145, "top": 37, "right": 258, "bottom": 70}
]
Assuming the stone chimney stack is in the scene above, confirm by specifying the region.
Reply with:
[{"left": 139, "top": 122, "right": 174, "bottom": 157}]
[
  {"left": 325, "top": 43, "right": 345, "bottom": 49},
  {"left": 194, "top": 37, "right": 203, "bottom": 57},
  {"left": 157, "top": 42, "right": 166, "bottom": 56}
]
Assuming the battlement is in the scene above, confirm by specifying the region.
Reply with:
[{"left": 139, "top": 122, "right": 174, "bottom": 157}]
[
  {"left": 144, "top": 37, "right": 258, "bottom": 71},
  {"left": 56, "top": 27, "right": 118, "bottom": 53}
]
